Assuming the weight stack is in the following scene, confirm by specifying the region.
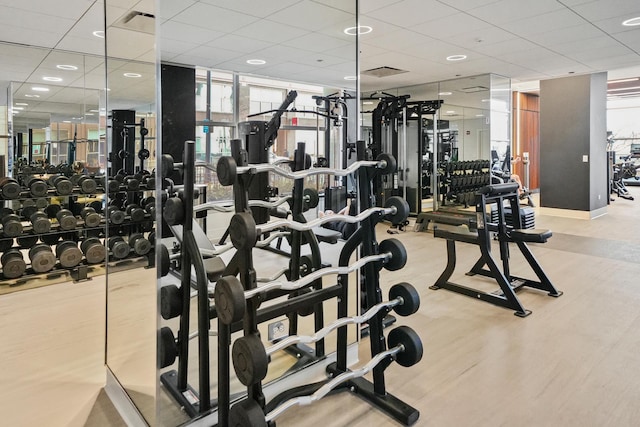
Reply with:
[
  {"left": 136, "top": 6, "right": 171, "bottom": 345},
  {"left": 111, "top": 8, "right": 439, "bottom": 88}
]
[{"left": 491, "top": 205, "right": 535, "bottom": 229}]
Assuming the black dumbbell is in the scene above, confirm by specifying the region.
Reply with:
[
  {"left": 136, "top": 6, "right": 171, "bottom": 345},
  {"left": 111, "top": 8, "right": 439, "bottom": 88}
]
[
  {"left": 45, "top": 204, "right": 62, "bottom": 219},
  {"left": 108, "top": 236, "right": 130, "bottom": 260},
  {"left": 35, "top": 198, "right": 48, "bottom": 209},
  {"left": 21, "top": 205, "right": 38, "bottom": 221},
  {"left": 56, "top": 209, "right": 77, "bottom": 231},
  {"left": 126, "top": 204, "right": 146, "bottom": 222},
  {"left": 30, "top": 211, "right": 51, "bottom": 234},
  {"left": 0, "top": 238, "right": 13, "bottom": 252},
  {"left": 145, "top": 175, "right": 155, "bottom": 190},
  {"left": 1, "top": 249, "right": 26, "bottom": 279},
  {"left": 29, "top": 244, "right": 56, "bottom": 273},
  {"left": 78, "top": 175, "right": 97, "bottom": 194},
  {"left": 56, "top": 241, "right": 83, "bottom": 268},
  {"left": 17, "top": 235, "right": 39, "bottom": 249},
  {"left": 26, "top": 176, "right": 49, "bottom": 197},
  {"left": 124, "top": 176, "right": 140, "bottom": 191},
  {"left": 41, "top": 233, "right": 61, "bottom": 246},
  {"left": 52, "top": 176, "right": 73, "bottom": 196},
  {"left": 80, "top": 207, "right": 102, "bottom": 228},
  {"left": 142, "top": 197, "right": 156, "bottom": 217},
  {"left": 106, "top": 206, "right": 125, "bottom": 225},
  {"left": 129, "top": 233, "right": 151, "bottom": 256},
  {"left": 107, "top": 179, "right": 120, "bottom": 194},
  {"left": 2, "top": 214, "right": 23, "bottom": 238},
  {"left": 147, "top": 230, "right": 156, "bottom": 246},
  {"left": 0, "top": 177, "right": 21, "bottom": 200},
  {"left": 81, "top": 237, "right": 106, "bottom": 264}
]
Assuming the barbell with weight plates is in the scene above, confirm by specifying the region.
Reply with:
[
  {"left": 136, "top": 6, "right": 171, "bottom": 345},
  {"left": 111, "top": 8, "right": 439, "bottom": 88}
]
[
  {"left": 108, "top": 236, "right": 130, "bottom": 260},
  {"left": 56, "top": 241, "right": 83, "bottom": 269},
  {"left": 28, "top": 244, "right": 56, "bottom": 273},
  {"left": 1, "top": 249, "right": 26, "bottom": 279},
  {"left": 216, "top": 152, "right": 397, "bottom": 187},
  {"left": 214, "top": 246, "right": 407, "bottom": 325},
  {"left": 30, "top": 212, "right": 51, "bottom": 234},
  {"left": 81, "top": 237, "right": 106, "bottom": 264},
  {"left": 231, "top": 282, "right": 420, "bottom": 387},
  {"left": 2, "top": 214, "right": 23, "bottom": 238},
  {"left": 56, "top": 209, "right": 77, "bottom": 231},
  {"left": 0, "top": 177, "right": 21, "bottom": 200},
  {"left": 129, "top": 233, "right": 151, "bottom": 256}
]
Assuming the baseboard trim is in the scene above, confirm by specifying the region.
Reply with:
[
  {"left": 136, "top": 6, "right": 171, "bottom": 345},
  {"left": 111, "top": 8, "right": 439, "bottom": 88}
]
[
  {"left": 539, "top": 206, "right": 608, "bottom": 220},
  {"left": 105, "top": 367, "right": 149, "bottom": 427}
]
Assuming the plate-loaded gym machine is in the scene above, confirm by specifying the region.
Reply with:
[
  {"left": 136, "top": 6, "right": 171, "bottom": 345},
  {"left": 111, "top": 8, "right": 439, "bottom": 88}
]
[{"left": 157, "top": 140, "right": 424, "bottom": 426}]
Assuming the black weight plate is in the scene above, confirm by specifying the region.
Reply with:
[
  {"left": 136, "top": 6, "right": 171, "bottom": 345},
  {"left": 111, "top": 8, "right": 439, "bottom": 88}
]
[
  {"left": 160, "top": 285, "right": 182, "bottom": 320},
  {"left": 45, "top": 204, "right": 62, "bottom": 219},
  {"left": 229, "top": 212, "right": 257, "bottom": 250},
  {"left": 89, "top": 201, "right": 103, "bottom": 214},
  {"left": 379, "top": 238, "right": 407, "bottom": 271},
  {"left": 389, "top": 282, "right": 420, "bottom": 317},
  {"left": 303, "top": 188, "right": 319, "bottom": 210},
  {"left": 21, "top": 205, "right": 38, "bottom": 220},
  {"left": 159, "top": 327, "right": 177, "bottom": 369},
  {"left": 376, "top": 153, "right": 397, "bottom": 175},
  {"left": 216, "top": 156, "right": 237, "bottom": 186},
  {"left": 232, "top": 335, "right": 268, "bottom": 387},
  {"left": 163, "top": 198, "right": 184, "bottom": 226},
  {"left": 80, "top": 178, "right": 97, "bottom": 194},
  {"left": 159, "top": 244, "right": 170, "bottom": 277},
  {"left": 161, "top": 154, "right": 175, "bottom": 179},
  {"left": 138, "top": 148, "right": 150, "bottom": 160},
  {"left": 140, "top": 127, "right": 149, "bottom": 136},
  {"left": 229, "top": 399, "right": 267, "bottom": 427},
  {"left": 388, "top": 326, "right": 423, "bottom": 368},
  {"left": 0, "top": 207, "right": 13, "bottom": 218},
  {"left": 213, "top": 275, "right": 246, "bottom": 325},
  {"left": 384, "top": 196, "right": 409, "bottom": 225}
]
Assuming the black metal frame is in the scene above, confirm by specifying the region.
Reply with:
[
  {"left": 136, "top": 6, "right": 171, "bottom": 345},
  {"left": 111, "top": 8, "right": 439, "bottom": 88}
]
[{"left": 430, "top": 182, "right": 562, "bottom": 316}]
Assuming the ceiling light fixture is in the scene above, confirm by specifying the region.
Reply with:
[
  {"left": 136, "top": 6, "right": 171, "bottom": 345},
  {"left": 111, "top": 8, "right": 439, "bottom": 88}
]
[
  {"left": 608, "top": 85, "right": 640, "bottom": 92},
  {"left": 446, "top": 110, "right": 456, "bottom": 114},
  {"left": 24, "top": 94, "right": 39, "bottom": 98},
  {"left": 344, "top": 76, "right": 357, "bottom": 80},
  {"left": 481, "top": 98, "right": 490, "bottom": 102},
  {"left": 344, "top": 25, "right": 373, "bottom": 36},
  {"left": 622, "top": 17, "right": 640, "bottom": 26},
  {"left": 89, "top": 109, "right": 99, "bottom": 113},
  {"left": 63, "top": 120, "right": 71, "bottom": 123},
  {"left": 609, "top": 77, "right": 640, "bottom": 84},
  {"left": 32, "top": 87, "right": 50, "bottom": 92},
  {"left": 13, "top": 107, "right": 24, "bottom": 110},
  {"left": 12, "top": 111, "right": 18, "bottom": 114},
  {"left": 43, "top": 76, "right": 62, "bottom": 82},
  {"left": 246, "top": 59, "right": 266, "bottom": 65},
  {"left": 438, "top": 91, "right": 452, "bottom": 96},
  {"left": 123, "top": 72, "right": 142, "bottom": 78},
  {"left": 363, "top": 101, "right": 374, "bottom": 105},
  {"left": 57, "top": 64, "right": 78, "bottom": 71},
  {"left": 446, "top": 55, "right": 467, "bottom": 61},
  {"left": 475, "top": 114, "right": 484, "bottom": 117},
  {"left": 15, "top": 102, "right": 28, "bottom": 106},
  {"left": 85, "top": 113, "right": 94, "bottom": 116},
  {"left": 92, "top": 30, "right": 104, "bottom": 38}
]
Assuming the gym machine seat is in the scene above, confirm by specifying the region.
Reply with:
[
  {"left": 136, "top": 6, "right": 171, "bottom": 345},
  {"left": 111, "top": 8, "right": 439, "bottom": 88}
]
[{"left": 510, "top": 228, "right": 552, "bottom": 243}]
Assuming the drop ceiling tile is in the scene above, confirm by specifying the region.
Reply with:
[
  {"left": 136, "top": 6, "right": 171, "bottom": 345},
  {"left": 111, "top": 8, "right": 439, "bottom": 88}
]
[
  {"left": 258, "top": 44, "right": 315, "bottom": 62},
  {"left": 106, "top": 28, "right": 155, "bottom": 60},
  {"left": 0, "top": 0, "right": 91, "bottom": 20},
  {"left": 611, "top": 31, "right": 640, "bottom": 51},
  {"left": 0, "top": 23, "right": 62, "bottom": 49},
  {"left": 267, "top": 1, "right": 354, "bottom": 32},
  {"left": 0, "top": 6, "right": 77, "bottom": 39},
  {"left": 281, "top": 32, "right": 352, "bottom": 53},
  {"left": 593, "top": 13, "right": 640, "bottom": 35},
  {"left": 322, "top": 43, "right": 357, "bottom": 60},
  {"left": 500, "top": 9, "right": 590, "bottom": 37},
  {"left": 446, "top": 25, "right": 517, "bottom": 48},
  {"left": 467, "top": 0, "right": 564, "bottom": 25},
  {"left": 55, "top": 36, "right": 105, "bottom": 57},
  {"left": 159, "top": 38, "right": 201, "bottom": 55},
  {"left": 411, "top": 13, "right": 491, "bottom": 39},
  {"left": 366, "top": 0, "right": 458, "bottom": 27},
  {"left": 437, "top": 0, "right": 501, "bottom": 9},
  {"left": 183, "top": 45, "right": 245, "bottom": 65},
  {"left": 157, "top": 0, "right": 197, "bottom": 20},
  {"left": 132, "top": 0, "right": 154, "bottom": 15},
  {"left": 570, "top": 0, "right": 640, "bottom": 21},
  {"left": 569, "top": 44, "right": 636, "bottom": 62},
  {"left": 160, "top": 20, "right": 224, "bottom": 44},
  {"left": 231, "top": 19, "right": 309, "bottom": 44},
  {"left": 172, "top": 2, "right": 260, "bottom": 33},
  {"left": 526, "top": 23, "right": 606, "bottom": 48},
  {"left": 259, "top": 61, "right": 317, "bottom": 75},
  {"left": 205, "top": 34, "right": 273, "bottom": 54},
  {"left": 359, "top": 43, "right": 391, "bottom": 58},
  {"left": 200, "top": 0, "right": 303, "bottom": 18},
  {"left": 360, "top": 0, "right": 403, "bottom": 14},
  {"left": 310, "top": 0, "right": 356, "bottom": 13},
  {"left": 582, "top": 53, "right": 639, "bottom": 69},
  {"left": 295, "top": 53, "right": 348, "bottom": 68},
  {"left": 359, "top": 29, "right": 435, "bottom": 52},
  {"left": 471, "top": 37, "right": 539, "bottom": 56}
]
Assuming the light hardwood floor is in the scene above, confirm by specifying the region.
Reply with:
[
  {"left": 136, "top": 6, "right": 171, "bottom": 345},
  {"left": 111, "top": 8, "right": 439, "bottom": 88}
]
[{"left": 2, "top": 188, "right": 640, "bottom": 426}]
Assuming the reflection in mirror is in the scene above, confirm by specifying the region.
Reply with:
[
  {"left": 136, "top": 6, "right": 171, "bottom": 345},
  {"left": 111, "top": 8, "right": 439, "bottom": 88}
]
[
  {"left": 104, "top": 1, "right": 157, "bottom": 425},
  {"left": 157, "top": 1, "right": 358, "bottom": 425}
]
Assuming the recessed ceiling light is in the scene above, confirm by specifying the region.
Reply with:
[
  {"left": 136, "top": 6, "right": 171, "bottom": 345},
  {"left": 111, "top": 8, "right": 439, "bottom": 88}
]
[
  {"left": 13, "top": 107, "right": 24, "bottom": 110},
  {"left": 609, "top": 77, "right": 639, "bottom": 84},
  {"left": 43, "top": 76, "right": 62, "bottom": 82},
  {"left": 12, "top": 110, "right": 19, "bottom": 114},
  {"left": 57, "top": 64, "right": 78, "bottom": 71},
  {"left": 85, "top": 113, "right": 94, "bottom": 116},
  {"left": 24, "top": 94, "right": 40, "bottom": 98},
  {"left": 92, "top": 30, "right": 104, "bottom": 38},
  {"left": 446, "top": 55, "right": 467, "bottom": 61},
  {"left": 446, "top": 110, "right": 456, "bottom": 114},
  {"left": 481, "top": 98, "right": 490, "bottom": 103},
  {"left": 344, "top": 76, "right": 357, "bottom": 80},
  {"left": 622, "top": 17, "right": 640, "bottom": 26},
  {"left": 89, "top": 109, "right": 99, "bottom": 113},
  {"left": 439, "top": 91, "right": 452, "bottom": 96},
  {"left": 123, "top": 72, "right": 142, "bottom": 78},
  {"left": 475, "top": 114, "right": 484, "bottom": 117},
  {"left": 363, "top": 101, "right": 374, "bottom": 105},
  {"left": 15, "top": 102, "right": 28, "bottom": 106},
  {"left": 246, "top": 59, "right": 266, "bottom": 65},
  {"left": 32, "top": 87, "right": 50, "bottom": 92},
  {"left": 344, "top": 25, "right": 373, "bottom": 36},
  {"left": 63, "top": 120, "right": 71, "bottom": 123}
]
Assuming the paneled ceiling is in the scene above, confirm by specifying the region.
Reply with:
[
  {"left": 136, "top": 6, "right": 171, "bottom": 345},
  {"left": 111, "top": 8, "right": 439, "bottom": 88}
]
[{"left": 1, "top": 0, "right": 640, "bottom": 126}]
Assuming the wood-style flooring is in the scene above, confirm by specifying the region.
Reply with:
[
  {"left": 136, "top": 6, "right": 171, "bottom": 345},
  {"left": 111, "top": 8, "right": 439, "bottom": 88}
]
[{"left": 2, "top": 188, "right": 640, "bottom": 426}]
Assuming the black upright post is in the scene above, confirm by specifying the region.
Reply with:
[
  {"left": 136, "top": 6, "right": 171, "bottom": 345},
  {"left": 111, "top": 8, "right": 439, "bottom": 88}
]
[
  {"left": 27, "top": 128, "right": 33, "bottom": 163},
  {"left": 111, "top": 109, "right": 135, "bottom": 174}
]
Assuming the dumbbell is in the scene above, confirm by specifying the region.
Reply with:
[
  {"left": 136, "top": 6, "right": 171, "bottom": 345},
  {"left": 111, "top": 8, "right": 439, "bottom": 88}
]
[
  {"left": 2, "top": 214, "right": 23, "bottom": 238},
  {"left": 126, "top": 204, "right": 146, "bottom": 222},
  {"left": 141, "top": 197, "right": 156, "bottom": 217},
  {"left": 56, "top": 241, "right": 83, "bottom": 268},
  {"left": 52, "top": 176, "right": 73, "bottom": 196},
  {"left": 21, "top": 205, "right": 38, "bottom": 221},
  {"left": 106, "top": 206, "right": 125, "bottom": 225},
  {"left": 161, "top": 285, "right": 182, "bottom": 320},
  {"left": 0, "top": 177, "right": 21, "bottom": 199},
  {"left": 56, "top": 209, "right": 77, "bottom": 231},
  {"left": 144, "top": 175, "right": 155, "bottom": 190},
  {"left": 1, "top": 249, "right": 26, "bottom": 279},
  {"left": 78, "top": 175, "right": 97, "bottom": 194},
  {"left": 28, "top": 244, "right": 56, "bottom": 273},
  {"left": 107, "top": 179, "right": 120, "bottom": 194},
  {"left": 81, "top": 237, "right": 106, "bottom": 264},
  {"left": 45, "top": 204, "right": 62, "bottom": 219},
  {"left": 108, "top": 236, "right": 130, "bottom": 260},
  {"left": 148, "top": 231, "right": 156, "bottom": 246},
  {"left": 17, "top": 235, "right": 39, "bottom": 249},
  {"left": 159, "top": 326, "right": 178, "bottom": 369},
  {"left": 0, "top": 238, "right": 13, "bottom": 253},
  {"left": 25, "top": 176, "right": 49, "bottom": 197},
  {"left": 124, "top": 176, "right": 140, "bottom": 191},
  {"left": 80, "top": 207, "right": 102, "bottom": 228},
  {"left": 30, "top": 211, "right": 51, "bottom": 234},
  {"left": 129, "top": 233, "right": 151, "bottom": 256},
  {"left": 41, "top": 233, "right": 61, "bottom": 246}
]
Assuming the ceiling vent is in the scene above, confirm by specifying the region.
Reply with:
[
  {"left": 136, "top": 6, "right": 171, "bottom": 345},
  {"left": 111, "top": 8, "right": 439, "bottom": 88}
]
[
  {"left": 113, "top": 11, "right": 155, "bottom": 34},
  {"left": 459, "top": 85, "right": 489, "bottom": 93},
  {"left": 362, "top": 66, "right": 408, "bottom": 78}
]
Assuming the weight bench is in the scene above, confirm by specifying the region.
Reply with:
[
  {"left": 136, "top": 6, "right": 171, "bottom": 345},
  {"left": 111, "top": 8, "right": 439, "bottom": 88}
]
[
  {"left": 171, "top": 220, "right": 227, "bottom": 286},
  {"left": 430, "top": 182, "right": 562, "bottom": 317}
]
